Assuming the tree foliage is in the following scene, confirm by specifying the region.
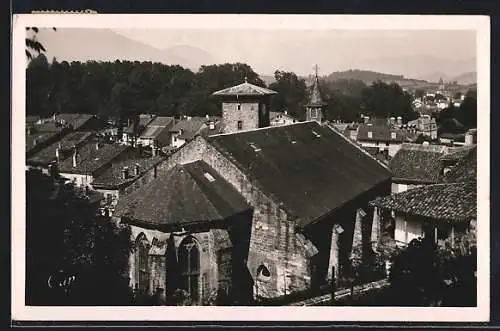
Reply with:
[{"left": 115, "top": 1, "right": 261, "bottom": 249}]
[
  {"left": 436, "top": 89, "right": 477, "bottom": 134},
  {"left": 269, "top": 70, "right": 308, "bottom": 120},
  {"left": 26, "top": 170, "right": 133, "bottom": 305}
]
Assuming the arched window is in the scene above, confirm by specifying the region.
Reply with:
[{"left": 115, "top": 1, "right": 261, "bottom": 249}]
[
  {"left": 178, "top": 236, "right": 200, "bottom": 303},
  {"left": 256, "top": 264, "right": 271, "bottom": 281},
  {"left": 135, "top": 233, "right": 150, "bottom": 293}
]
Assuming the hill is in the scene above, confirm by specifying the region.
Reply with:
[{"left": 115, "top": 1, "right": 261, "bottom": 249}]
[{"left": 324, "top": 69, "right": 407, "bottom": 84}]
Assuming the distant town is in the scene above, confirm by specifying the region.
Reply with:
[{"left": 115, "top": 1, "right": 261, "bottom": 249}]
[{"left": 24, "top": 30, "right": 477, "bottom": 308}]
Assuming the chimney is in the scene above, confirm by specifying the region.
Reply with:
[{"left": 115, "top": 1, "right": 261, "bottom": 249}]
[
  {"left": 397, "top": 116, "right": 403, "bottom": 126},
  {"left": 206, "top": 114, "right": 210, "bottom": 120},
  {"left": 33, "top": 138, "right": 38, "bottom": 145},
  {"left": 55, "top": 145, "right": 60, "bottom": 162},
  {"left": 122, "top": 166, "right": 129, "bottom": 179},
  {"left": 53, "top": 113, "right": 57, "bottom": 121},
  {"left": 364, "top": 116, "right": 369, "bottom": 124},
  {"left": 209, "top": 121, "right": 215, "bottom": 130},
  {"left": 134, "top": 163, "right": 140, "bottom": 176},
  {"left": 179, "top": 128, "right": 184, "bottom": 136},
  {"left": 152, "top": 145, "right": 157, "bottom": 157},
  {"left": 72, "top": 146, "right": 78, "bottom": 168},
  {"left": 389, "top": 117, "right": 396, "bottom": 126}
]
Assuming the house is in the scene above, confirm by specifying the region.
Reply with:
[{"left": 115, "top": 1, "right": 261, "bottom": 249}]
[
  {"left": 114, "top": 121, "right": 392, "bottom": 304},
  {"left": 356, "top": 124, "right": 414, "bottom": 157},
  {"left": 56, "top": 141, "right": 131, "bottom": 187},
  {"left": 122, "top": 114, "right": 157, "bottom": 146},
  {"left": 389, "top": 143, "right": 449, "bottom": 193},
  {"left": 25, "top": 125, "right": 67, "bottom": 158},
  {"left": 91, "top": 155, "right": 164, "bottom": 212},
  {"left": 26, "top": 131, "right": 94, "bottom": 173},
  {"left": 270, "top": 111, "right": 298, "bottom": 126},
  {"left": 369, "top": 146, "right": 476, "bottom": 250},
  {"left": 51, "top": 113, "right": 104, "bottom": 132},
  {"left": 407, "top": 115, "right": 438, "bottom": 140},
  {"left": 136, "top": 116, "right": 175, "bottom": 148},
  {"left": 169, "top": 117, "right": 206, "bottom": 149}
]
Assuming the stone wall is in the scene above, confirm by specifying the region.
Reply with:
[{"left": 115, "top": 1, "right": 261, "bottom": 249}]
[
  {"left": 222, "top": 102, "right": 260, "bottom": 133},
  {"left": 127, "top": 224, "right": 232, "bottom": 305}
]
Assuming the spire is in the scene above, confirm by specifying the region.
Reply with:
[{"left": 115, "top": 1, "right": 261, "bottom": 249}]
[
  {"left": 309, "top": 64, "right": 324, "bottom": 106},
  {"left": 244, "top": 76, "right": 248, "bottom": 83}
]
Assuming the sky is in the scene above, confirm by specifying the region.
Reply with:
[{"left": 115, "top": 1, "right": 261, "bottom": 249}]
[{"left": 34, "top": 28, "right": 477, "bottom": 79}]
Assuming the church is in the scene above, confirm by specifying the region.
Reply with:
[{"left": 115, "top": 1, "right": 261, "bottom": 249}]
[{"left": 113, "top": 71, "right": 392, "bottom": 305}]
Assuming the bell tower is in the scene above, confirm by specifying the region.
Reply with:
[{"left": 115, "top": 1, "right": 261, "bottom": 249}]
[
  {"left": 306, "top": 65, "right": 326, "bottom": 123},
  {"left": 212, "top": 77, "right": 277, "bottom": 134}
]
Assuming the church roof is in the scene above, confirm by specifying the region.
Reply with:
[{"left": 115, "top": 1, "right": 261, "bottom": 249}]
[
  {"left": 114, "top": 160, "right": 251, "bottom": 231},
  {"left": 207, "top": 121, "right": 392, "bottom": 228},
  {"left": 212, "top": 79, "right": 277, "bottom": 97}
]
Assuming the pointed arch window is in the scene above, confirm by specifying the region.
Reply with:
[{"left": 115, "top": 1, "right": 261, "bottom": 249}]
[
  {"left": 178, "top": 236, "right": 200, "bottom": 303},
  {"left": 134, "top": 233, "right": 150, "bottom": 293}
]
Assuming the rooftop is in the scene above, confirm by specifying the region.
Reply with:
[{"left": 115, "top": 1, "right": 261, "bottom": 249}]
[
  {"left": 212, "top": 79, "right": 277, "bottom": 97},
  {"left": 357, "top": 124, "right": 410, "bottom": 143},
  {"left": 170, "top": 117, "right": 206, "bottom": 140},
  {"left": 139, "top": 116, "right": 175, "bottom": 139},
  {"left": 444, "top": 146, "right": 477, "bottom": 183},
  {"left": 390, "top": 144, "right": 448, "bottom": 184},
  {"left": 207, "top": 121, "right": 392, "bottom": 227},
  {"left": 54, "top": 113, "right": 96, "bottom": 131},
  {"left": 369, "top": 181, "right": 476, "bottom": 223},
  {"left": 91, "top": 155, "right": 164, "bottom": 189},
  {"left": 114, "top": 160, "right": 251, "bottom": 230},
  {"left": 27, "top": 131, "right": 94, "bottom": 166},
  {"left": 58, "top": 142, "right": 130, "bottom": 175}
]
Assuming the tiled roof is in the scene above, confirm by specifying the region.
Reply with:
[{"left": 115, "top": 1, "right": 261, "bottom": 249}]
[
  {"left": 444, "top": 146, "right": 477, "bottom": 183},
  {"left": 114, "top": 160, "right": 251, "bottom": 230},
  {"left": 55, "top": 113, "right": 95, "bottom": 130},
  {"left": 390, "top": 144, "right": 447, "bottom": 183},
  {"left": 212, "top": 81, "right": 277, "bottom": 96},
  {"left": 369, "top": 181, "right": 476, "bottom": 223},
  {"left": 26, "top": 130, "right": 62, "bottom": 155},
  {"left": 124, "top": 115, "right": 156, "bottom": 135},
  {"left": 58, "top": 142, "right": 130, "bottom": 175},
  {"left": 91, "top": 156, "right": 164, "bottom": 189},
  {"left": 170, "top": 118, "right": 206, "bottom": 140},
  {"left": 139, "top": 117, "right": 175, "bottom": 139},
  {"left": 357, "top": 124, "right": 408, "bottom": 142},
  {"left": 207, "top": 121, "right": 392, "bottom": 227},
  {"left": 440, "top": 145, "right": 476, "bottom": 161},
  {"left": 27, "top": 131, "right": 94, "bottom": 166}
]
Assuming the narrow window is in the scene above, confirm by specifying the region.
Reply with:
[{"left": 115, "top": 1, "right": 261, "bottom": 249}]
[
  {"left": 237, "top": 120, "right": 243, "bottom": 130},
  {"left": 178, "top": 236, "right": 200, "bottom": 303},
  {"left": 367, "top": 131, "right": 373, "bottom": 139},
  {"left": 237, "top": 104, "right": 241, "bottom": 110},
  {"left": 391, "top": 132, "right": 397, "bottom": 139}
]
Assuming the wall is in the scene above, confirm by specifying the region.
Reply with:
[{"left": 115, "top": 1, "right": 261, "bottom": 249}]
[
  {"left": 394, "top": 213, "right": 423, "bottom": 245},
  {"left": 59, "top": 173, "right": 93, "bottom": 187},
  {"left": 222, "top": 101, "right": 260, "bottom": 133},
  {"left": 171, "top": 133, "right": 186, "bottom": 149},
  {"left": 127, "top": 224, "right": 232, "bottom": 305}
]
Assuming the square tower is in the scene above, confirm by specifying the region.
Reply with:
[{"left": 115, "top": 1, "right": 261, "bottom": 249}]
[{"left": 212, "top": 78, "right": 277, "bottom": 134}]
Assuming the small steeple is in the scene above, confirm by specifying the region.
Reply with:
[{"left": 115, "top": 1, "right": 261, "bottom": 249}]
[
  {"left": 244, "top": 76, "right": 248, "bottom": 83},
  {"left": 306, "top": 64, "right": 326, "bottom": 123}
]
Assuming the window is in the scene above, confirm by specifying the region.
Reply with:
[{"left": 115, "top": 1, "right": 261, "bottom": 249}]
[
  {"left": 367, "top": 131, "right": 373, "bottom": 139},
  {"left": 310, "top": 108, "right": 318, "bottom": 118},
  {"left": 256, "top": 264, "right": 271, "bottom": 281},
  {"left": 178, "top": 236, "right": 200, "bottom": 303},
  {"left": 203, "top": 172, "right": 215, "bottom": 182},
  {"left": 134, "top": 233, "right": 150, "bottom": 293},
  {"left": 237, "top": 104, "right": 241, "bottom": 110},
  {"left": 237, "top": 120, "right": 243, "bottom": 130}
]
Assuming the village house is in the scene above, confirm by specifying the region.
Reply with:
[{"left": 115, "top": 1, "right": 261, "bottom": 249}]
[
  {"left": 369, "top": 146, "right": 476, "bottom": 250},
  {"left": 122, "top": 114, "right": 157, "bottom": 146},
  {"left": 57, "top": 140, "right": 131, "bottom": 187},
  {"left": 270, "top": 111, "right": 298, "bottom": 126},
  {"left": 136, "top": 116, "right": 175, "bottom": 148},
  {"left": 355, "top": 123, "right": 415, "bottom": 158},
  {"left": 49, "top": 113, "right": 105, "bottom": 132},
  {"left": 169, "top": 117, "right": 207, "bottom": 149},
  {"left": 407, "top": 115, "right": 438, "bottom": 140},
  {"left": 389, "top": 143, "right": 449, "bottom": 194},
  {"left": 26, "top": 131, "right": 95, "bottom": 174},
  {"left": 90, "top": 155, "right": 164, "bottom": 213}
]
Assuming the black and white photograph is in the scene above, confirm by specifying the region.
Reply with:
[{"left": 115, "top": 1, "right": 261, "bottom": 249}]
[{"left": 12, "top": 14, "right": 489, "bottom": 322}]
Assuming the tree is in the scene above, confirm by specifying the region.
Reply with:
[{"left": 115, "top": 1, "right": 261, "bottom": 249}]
[
  {"left": 457, "top": 89, "right": 477, "bottom": 129},
  {"left": 26, "top": 27, "right": 56, "bottom": 60},
  {"left": 361, "top": 80, "right": 418, "bottom": 121},
  {"left": 26, "top": 170, "right": 133, "bottom": 305},
  {"left": 269, "top": 70, "right": 308, "bottom": 119},
  {"left": 415, "top": 89, "right": 425, "bottom": 100}
]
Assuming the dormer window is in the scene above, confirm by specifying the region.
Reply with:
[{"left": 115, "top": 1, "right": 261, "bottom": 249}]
[
  {"left": 367, "top": 131, "right": 373, "bottom": 139},
  {"left": 249, "top": 143, "right": 261, "bottom": 152},
  {"left": 312, "top": 130, "right": 321, "bottom": 138}
]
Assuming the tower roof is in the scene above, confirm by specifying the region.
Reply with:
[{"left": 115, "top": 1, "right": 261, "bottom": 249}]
[
  {"left": 212, "top": 78, "right": 277, "bottom": 97},
  {"left": 307, "top": 66, "right": 326, "bottom": 107}
]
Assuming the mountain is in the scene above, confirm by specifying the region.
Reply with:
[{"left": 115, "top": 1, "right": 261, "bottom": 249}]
[
  {"left": 449, "top": 72, "right": 477, "bottom": 85},
  {"left": 36, "top": 28, "right": 217, "bottom": 71},
  {"left": 324, "top": 69, "right": 406, "bottom": 84}
]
